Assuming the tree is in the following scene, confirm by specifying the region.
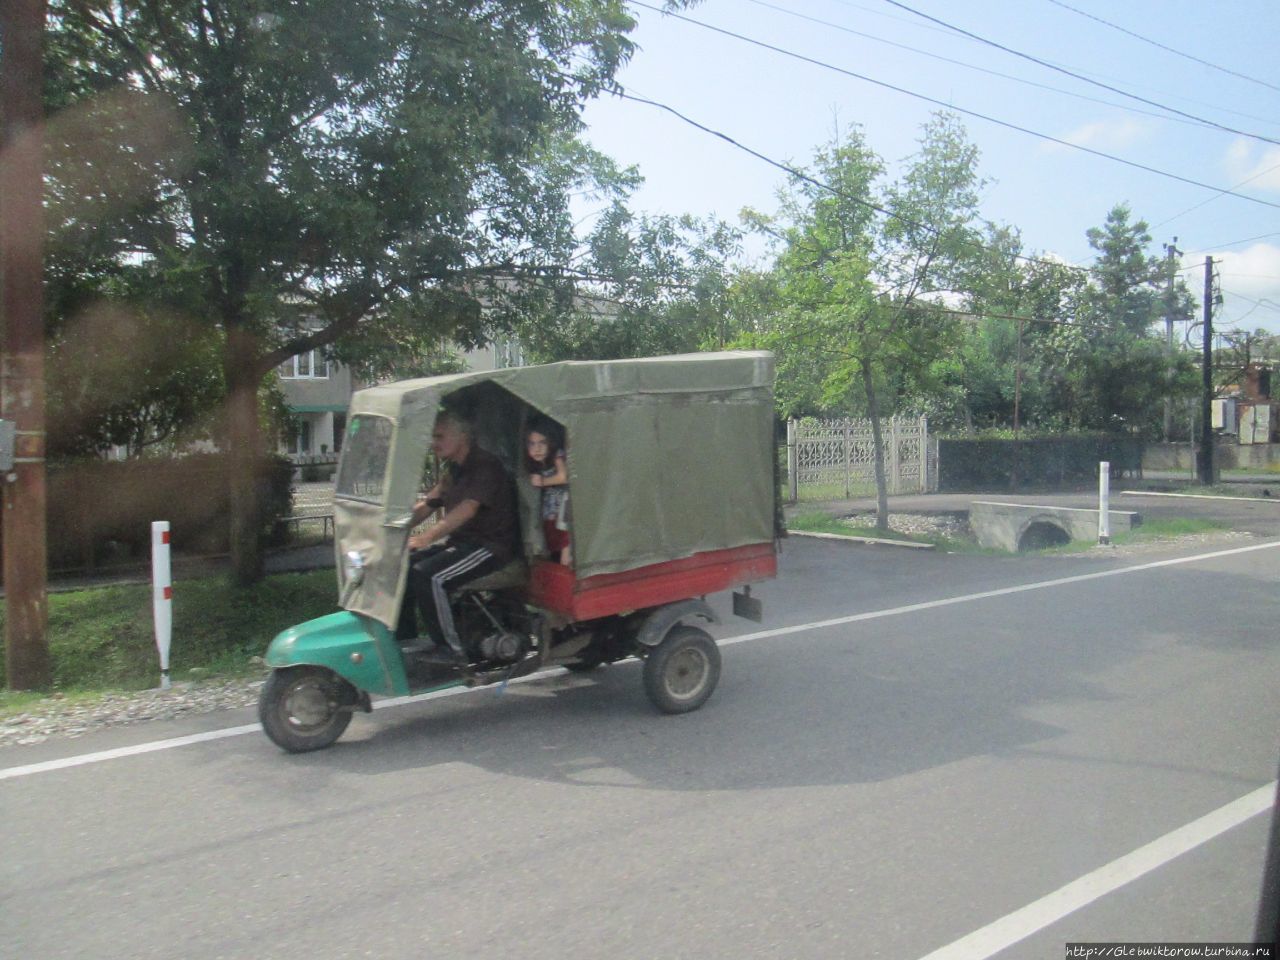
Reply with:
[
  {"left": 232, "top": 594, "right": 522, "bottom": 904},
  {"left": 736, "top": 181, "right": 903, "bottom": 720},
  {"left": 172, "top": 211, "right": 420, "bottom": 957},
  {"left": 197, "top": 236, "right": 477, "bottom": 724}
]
[
  {"left": 517, "top": 202, "right": 743, "bottom": 362},
  {"left": 1041, "top": 205, "right": 1198, "bottom": 435},
  {"left": 46, "top": 0, "right": 635, "bottom": 583},
  {"left": 929, "top": 223, "right": 1083, "bottom": 434},
  {"left": 749, "top": 114, "right": 983, "bottom": 530}
]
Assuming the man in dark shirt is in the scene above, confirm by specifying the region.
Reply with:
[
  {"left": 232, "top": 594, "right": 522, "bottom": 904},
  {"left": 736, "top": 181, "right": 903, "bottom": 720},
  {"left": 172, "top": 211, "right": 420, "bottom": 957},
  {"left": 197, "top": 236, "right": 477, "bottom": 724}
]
[{"left": 398, "top": 411, "right": 518, "bottom": 660}]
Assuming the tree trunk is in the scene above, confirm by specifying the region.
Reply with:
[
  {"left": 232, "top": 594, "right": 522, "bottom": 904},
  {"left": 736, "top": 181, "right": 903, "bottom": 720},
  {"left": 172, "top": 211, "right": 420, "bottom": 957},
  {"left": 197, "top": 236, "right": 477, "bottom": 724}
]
[
  {"left": 860, "top": 358, "right": 890, "bottom": 532},
  {"left": 226, "top": 327, "right": 263, "bottom": 586}
]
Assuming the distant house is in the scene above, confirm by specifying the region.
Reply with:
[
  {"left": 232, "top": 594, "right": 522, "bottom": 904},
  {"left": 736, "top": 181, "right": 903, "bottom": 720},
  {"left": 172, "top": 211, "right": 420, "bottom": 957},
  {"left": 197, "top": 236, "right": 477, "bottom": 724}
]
[
  {"left": 276, "top": 334, "right": 526, "bottom": 465},
  {"left": 277, "top": 346, "right": 356, "bottom": 463},
  {"left": 1214, "top": 362, "right": 1277, "bottom": 445}
]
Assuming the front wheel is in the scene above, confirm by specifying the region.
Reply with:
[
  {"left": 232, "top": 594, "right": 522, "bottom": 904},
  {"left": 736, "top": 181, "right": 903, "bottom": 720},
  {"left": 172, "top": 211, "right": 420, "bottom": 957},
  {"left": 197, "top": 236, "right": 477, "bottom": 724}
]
[
  {"left": 642, "top": 626, "right": 721, "bottom": 714},
  {"left": 259, "top": 666, "right": 355, "bottom": 753}
]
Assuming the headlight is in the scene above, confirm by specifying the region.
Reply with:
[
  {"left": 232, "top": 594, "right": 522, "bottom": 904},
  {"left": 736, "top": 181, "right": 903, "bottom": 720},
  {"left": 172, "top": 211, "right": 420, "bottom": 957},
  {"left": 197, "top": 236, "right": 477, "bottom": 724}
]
[{"left": 343, "top": 550, "right": 366, "bottom": 587}]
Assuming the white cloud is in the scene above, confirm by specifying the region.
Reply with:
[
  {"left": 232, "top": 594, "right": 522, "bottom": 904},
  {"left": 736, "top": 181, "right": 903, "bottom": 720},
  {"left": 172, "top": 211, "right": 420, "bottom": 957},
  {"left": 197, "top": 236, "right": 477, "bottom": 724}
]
[
  {"left": 1042, "top": 118, "right": 1149, "bottom": 154},
  {"left": 1222, "top": 140, "right": 1280, "bottom": 193}
]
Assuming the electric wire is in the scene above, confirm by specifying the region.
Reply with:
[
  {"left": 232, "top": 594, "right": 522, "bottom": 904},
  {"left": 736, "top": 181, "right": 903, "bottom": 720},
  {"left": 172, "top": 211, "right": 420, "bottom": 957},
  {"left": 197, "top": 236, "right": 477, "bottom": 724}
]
[
  {"left": 878, "top": 0, "right": 1280, "bottom": 146},
  {"left": 1220, "top": 288, "right": 1280, "bottom": 313},
  {"left": 824, "top": 0, "right": 1278, "bottom": 128},
  {"left": 1151, "top": 163, "right": 1280, "bottom": 231},
  {"left": 739, "top": 0, "right": 1233, "bottom": 135},
  {"left": 400, "top": 12, "right": 1273, "bottom": 313},
  {"left": 628, "top": 1, "right": 1280, "bottom": 210},
  {"left": 616, "top": 88, "right": 1196, "bottom": 291},
  {"left": 1184, "top": 232, "right": 1280, "bottom": 256},
  {"left": 1045, "top": 0, "right": 1280, "bottom": 94}
]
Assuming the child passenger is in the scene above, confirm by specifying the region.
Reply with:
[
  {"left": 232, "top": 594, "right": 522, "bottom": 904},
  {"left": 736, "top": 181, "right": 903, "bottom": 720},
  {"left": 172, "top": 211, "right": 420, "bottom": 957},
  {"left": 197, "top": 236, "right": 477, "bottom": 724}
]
[{"left": 526, "top": 420, "right": 571, "bottom": 565}]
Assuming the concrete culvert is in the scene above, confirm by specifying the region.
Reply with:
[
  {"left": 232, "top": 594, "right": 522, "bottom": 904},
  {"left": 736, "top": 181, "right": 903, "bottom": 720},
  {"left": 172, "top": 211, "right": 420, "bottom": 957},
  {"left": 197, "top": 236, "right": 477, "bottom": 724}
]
[{"left": 1018, "top": 521, "right": 1071, "bottom": 552}]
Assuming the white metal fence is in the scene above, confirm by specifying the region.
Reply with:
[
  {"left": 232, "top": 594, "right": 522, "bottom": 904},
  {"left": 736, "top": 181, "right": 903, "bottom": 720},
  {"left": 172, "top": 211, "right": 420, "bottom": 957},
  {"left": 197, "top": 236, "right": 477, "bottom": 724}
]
[{"left": 785, "top": 415, "right": 936, "bottom": 501}]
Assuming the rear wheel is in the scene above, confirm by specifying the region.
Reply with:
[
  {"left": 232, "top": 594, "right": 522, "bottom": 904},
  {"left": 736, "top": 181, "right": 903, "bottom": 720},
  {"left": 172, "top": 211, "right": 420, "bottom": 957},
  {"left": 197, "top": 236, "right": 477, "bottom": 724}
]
[
  {"left": 259, "top": 666, "right": 354, "bottom": 753},
  {"left": 642, "top": 626, "right": 721, "bottom": 714}
]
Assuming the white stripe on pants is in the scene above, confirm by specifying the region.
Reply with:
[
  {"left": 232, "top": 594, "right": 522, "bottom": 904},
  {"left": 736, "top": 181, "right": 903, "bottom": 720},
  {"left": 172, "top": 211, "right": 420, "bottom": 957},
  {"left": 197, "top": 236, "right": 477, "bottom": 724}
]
[{"left": 430, "top": 546, "right": 494, "bottom": 652}]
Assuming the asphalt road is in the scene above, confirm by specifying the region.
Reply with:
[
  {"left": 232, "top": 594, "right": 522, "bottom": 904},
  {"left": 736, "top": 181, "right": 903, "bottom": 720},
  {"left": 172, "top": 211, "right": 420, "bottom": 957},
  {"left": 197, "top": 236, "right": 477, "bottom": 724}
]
[{"left": 3, "top": 535, "right": 1279, "bottom": 959}]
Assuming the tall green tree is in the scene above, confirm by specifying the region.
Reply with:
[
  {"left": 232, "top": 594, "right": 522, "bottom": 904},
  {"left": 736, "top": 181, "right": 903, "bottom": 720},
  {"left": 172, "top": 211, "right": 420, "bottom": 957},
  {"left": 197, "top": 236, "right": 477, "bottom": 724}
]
[
  {"left": 1042, "top": 205, "right": 1197, "bottom": 434},
  {"left": 749, "top": 114, "right": 983, "bottom": 529},
  {"left": 45, "top": 0, "right": 635, "bottom": 582},
  {"left": 517, "top": 202, "right": 744, "bottom": 362}
]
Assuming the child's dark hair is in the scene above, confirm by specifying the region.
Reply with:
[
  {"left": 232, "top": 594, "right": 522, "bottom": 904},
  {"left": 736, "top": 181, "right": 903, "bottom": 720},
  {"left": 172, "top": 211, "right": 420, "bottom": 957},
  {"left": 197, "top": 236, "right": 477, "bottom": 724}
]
[{"left": 525, "top": 416, "right": 564, "bottom": 469}]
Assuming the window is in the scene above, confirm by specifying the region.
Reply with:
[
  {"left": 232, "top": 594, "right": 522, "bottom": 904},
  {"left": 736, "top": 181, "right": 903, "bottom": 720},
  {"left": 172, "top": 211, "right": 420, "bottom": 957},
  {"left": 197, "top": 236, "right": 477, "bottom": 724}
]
[
  {"left": 279, "top": 350, "right": 329, "bottom": 379},
  {"left": 286, "top": 420, "right": 313, "bottom": 456},
  {"left": 335, "top": 415, "right": 393, "bottom": 502},
  {"left": 333, "top": 414, "right": 346, "bottom": 454}
]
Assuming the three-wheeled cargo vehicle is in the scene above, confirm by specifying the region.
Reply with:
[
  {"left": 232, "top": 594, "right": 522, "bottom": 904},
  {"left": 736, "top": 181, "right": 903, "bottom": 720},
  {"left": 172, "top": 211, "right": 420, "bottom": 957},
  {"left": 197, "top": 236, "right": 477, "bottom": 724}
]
[{"left": 258, "top": 351, "right": 779, "bottom": 752}]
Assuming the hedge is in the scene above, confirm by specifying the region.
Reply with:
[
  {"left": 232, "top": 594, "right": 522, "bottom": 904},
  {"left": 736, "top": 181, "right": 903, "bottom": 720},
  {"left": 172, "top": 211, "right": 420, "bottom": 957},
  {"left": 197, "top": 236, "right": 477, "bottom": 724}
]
[
  {"left": 937, "top": 435, "right": 1145, "bottom": 492},
  {"left": 0, "top": 453, "right": 294, "bottom": 574}
]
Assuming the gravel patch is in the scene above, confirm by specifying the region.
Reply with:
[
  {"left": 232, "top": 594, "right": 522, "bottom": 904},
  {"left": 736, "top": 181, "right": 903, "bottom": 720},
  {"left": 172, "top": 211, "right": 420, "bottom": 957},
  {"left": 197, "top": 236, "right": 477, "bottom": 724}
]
[
  {"left": 0, "top": 674, "right": 266, "bottom": 748},
  {"left": 838, "top": 511, "right": 972, "bottom": 541}
]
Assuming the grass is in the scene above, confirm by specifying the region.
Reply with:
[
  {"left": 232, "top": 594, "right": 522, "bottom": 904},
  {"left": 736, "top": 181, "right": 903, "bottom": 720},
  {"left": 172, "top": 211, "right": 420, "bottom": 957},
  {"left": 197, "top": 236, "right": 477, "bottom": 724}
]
[
  {"left": 1224, "top": 463, "right": 1280, "bottom": 476},
  {"left": 1038, "top": 516, "right": 1229, "bottom": 555},
  {"left": 0, "top": 568, "right": 338, "bottom": 712}
]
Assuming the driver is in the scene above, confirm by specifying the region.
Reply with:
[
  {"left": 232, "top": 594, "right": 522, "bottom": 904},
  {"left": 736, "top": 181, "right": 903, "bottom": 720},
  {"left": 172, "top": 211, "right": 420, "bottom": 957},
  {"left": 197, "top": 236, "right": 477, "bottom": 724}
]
[{"left": 396, "top": 410, "right": 518, "bottom": 662}]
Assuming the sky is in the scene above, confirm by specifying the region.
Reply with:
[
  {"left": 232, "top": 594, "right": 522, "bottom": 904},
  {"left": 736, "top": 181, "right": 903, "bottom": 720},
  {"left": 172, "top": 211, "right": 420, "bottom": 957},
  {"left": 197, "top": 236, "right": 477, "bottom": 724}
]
[{"left": 578, "top": 0, "right": 1280, "bottom": 337}]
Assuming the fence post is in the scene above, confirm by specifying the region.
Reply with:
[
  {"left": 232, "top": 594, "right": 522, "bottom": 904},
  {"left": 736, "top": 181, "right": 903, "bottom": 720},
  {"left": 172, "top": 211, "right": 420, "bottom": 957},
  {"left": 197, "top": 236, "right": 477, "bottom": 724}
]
[
  {"left": 843, "top": 419, "right": 852, "bottom": 498},
  {"left": 786, "top": 418, "right": 798, "bottom": 503},
  {"left": 889, "top": 416, "right": 900, "bottom": 495},
  {"left": 1098, "top": 461, "right": 1111, "bottom": 545},
  {"left": 918, "top": 416, "right": 928, "bottom": 493},
  {"left": 152, "top": 520, "right": 172, "bottom": 689}
]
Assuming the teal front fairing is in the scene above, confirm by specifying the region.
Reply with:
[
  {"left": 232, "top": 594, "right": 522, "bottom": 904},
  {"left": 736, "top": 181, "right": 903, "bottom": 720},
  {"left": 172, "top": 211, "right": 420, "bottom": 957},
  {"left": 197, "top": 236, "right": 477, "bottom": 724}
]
[{"left": 263, "top": 611, "right": 413, "bottom": 696}]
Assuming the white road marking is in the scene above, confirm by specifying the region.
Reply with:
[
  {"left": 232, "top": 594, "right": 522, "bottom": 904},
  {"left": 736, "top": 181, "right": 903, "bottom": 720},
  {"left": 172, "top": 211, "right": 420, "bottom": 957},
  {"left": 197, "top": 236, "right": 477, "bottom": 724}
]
[
  {"left": 1122, "top": 489, "right": 1280, "bottom": 504},
  {"left": 2, "top": 538, "right": 1278, "bottom": 783},
  {"left": 915, "top": 782, "right": 1278, "bottom": 960},
  {"left": 724, "top": 538, "right": 1280, "bottom": 647},
  {"left": 0, "top": 674, "right": 555, "bottom": 782}
]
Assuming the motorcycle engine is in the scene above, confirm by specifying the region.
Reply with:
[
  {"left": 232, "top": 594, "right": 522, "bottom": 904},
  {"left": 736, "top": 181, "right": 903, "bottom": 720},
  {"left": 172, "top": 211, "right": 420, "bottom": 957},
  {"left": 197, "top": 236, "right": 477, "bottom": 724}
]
[{"left": 479, "top": 630, "right": 525, "bottom": 663}]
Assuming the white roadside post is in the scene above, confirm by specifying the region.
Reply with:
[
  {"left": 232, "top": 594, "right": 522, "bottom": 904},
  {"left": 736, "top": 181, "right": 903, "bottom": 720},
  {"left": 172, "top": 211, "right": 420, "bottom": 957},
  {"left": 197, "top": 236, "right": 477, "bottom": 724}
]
[
  {"left": 152, "top": 521, "right": 172, "bottom": 689},
  {"left": 1098, "top": 461, "right": 1111, "bottom": 545}
]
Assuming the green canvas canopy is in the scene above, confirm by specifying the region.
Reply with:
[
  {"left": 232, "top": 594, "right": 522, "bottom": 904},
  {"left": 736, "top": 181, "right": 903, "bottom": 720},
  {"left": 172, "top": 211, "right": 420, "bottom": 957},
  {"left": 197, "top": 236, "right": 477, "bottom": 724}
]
[{"left": 333, "top": 351, "right": 776, "bottom": 628}]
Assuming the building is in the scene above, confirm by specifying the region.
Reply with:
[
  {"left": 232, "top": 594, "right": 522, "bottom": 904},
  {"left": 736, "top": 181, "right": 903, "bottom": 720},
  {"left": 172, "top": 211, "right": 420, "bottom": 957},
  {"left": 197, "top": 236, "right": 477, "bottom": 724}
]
[
  {"left": 277, "top": 334, "right": 525, "bottom": 464},
  {"left": 277, "top": 346, "right": 355, "bottom": 463}
]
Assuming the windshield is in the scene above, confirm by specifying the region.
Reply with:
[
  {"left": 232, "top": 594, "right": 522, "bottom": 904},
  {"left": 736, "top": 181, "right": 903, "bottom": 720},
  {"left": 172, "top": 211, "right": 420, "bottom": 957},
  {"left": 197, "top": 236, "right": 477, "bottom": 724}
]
[{"left": 335, "top": 414, "right": 394, "bottom": 503}]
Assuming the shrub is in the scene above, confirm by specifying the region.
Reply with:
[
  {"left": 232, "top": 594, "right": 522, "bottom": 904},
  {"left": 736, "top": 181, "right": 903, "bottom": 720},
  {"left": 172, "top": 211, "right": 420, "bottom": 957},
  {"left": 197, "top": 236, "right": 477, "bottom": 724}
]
[{"left": 937, "top": 435, "right": 1144, "bottom": 492}]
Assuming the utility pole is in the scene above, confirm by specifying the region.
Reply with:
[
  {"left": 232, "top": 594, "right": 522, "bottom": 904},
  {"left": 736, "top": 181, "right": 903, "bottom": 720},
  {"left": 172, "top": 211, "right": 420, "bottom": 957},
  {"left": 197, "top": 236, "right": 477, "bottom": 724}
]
[
  {"left": 1, "top": 0, "right": 52, "bottom": 689},
  {"left": 1162, "top": 238, "right": 1180, "bottom": 441},
  {"left": 1013, "top": 315, "right": 1024, "bottom": 436},
  {"left": 1197, "top": 256, "right": 1215, "bottom": 486}
]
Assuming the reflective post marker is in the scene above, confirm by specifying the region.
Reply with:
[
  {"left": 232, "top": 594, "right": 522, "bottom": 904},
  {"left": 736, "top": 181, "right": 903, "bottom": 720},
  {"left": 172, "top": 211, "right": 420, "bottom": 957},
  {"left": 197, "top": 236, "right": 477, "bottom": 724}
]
[
  {"left": 152, "top": 521, "right": 172, "bottom": 689},
  {"left": 1098, "top": 462, "right": 1111, "bottom": 545}
]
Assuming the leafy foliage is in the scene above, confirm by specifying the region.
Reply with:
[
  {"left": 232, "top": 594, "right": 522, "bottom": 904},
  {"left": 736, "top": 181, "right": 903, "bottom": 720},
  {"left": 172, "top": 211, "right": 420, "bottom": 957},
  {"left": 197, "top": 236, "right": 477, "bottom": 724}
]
[
  {"left": 45, "top": 0, "right": 637, "bottom": 579},
  {"left": 518, "top": 204, "right": 746, "bottom": 361}
]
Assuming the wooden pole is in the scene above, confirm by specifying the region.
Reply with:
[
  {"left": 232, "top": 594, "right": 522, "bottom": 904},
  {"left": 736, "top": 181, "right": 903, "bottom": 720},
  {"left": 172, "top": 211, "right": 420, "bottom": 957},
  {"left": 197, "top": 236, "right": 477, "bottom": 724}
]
[
  {"left": 1, "top": 0, "right": 52, "bottom": 690},
  {"left": 1197, "top": 257, "right": 1214, "bottom": 485}
]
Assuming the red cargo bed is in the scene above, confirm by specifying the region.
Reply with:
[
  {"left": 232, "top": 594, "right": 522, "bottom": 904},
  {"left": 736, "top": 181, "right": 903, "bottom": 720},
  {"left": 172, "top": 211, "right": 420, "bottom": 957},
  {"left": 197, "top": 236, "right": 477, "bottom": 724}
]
[{"left": 527, "top": 542, "right": 776, "bottom": 622}]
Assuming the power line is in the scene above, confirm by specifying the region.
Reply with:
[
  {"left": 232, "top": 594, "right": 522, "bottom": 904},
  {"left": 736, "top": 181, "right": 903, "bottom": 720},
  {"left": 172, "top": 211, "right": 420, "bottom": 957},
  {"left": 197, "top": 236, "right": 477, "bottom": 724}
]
[
  {"left": 627, "top": 2, "right": 1280, "bottom": 210},
  {"left": 617, "top": 89, "right": 1191, "bottom": 288},
  {"left": 878, "top": 0, "right": 1280, "bottom": 147},
  {"left": 740, "top": 0, "right": 1235, "bottom": 135},
  {"left": 1151, "top": 163, "right": 1280, "bottom": 231},
  {"left": 1046, "top": 0, "right": 1280, "bottom": 94},
  {"left": 825, "top": 0, "right": 1276, "bottom": 130},
  {"left": 1220, "top": 288, "right": 1280, "bottom": 313},
  {"left": 1184, "top": 232, "right": 1280, "bottom": 257}
]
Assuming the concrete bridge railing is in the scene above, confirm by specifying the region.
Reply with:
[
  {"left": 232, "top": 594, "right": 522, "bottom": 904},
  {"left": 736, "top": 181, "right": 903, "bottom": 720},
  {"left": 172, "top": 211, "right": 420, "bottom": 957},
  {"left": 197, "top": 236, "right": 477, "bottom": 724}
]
[{"left": 970, "top": 501, "right": 1141, "bottom": 552}]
